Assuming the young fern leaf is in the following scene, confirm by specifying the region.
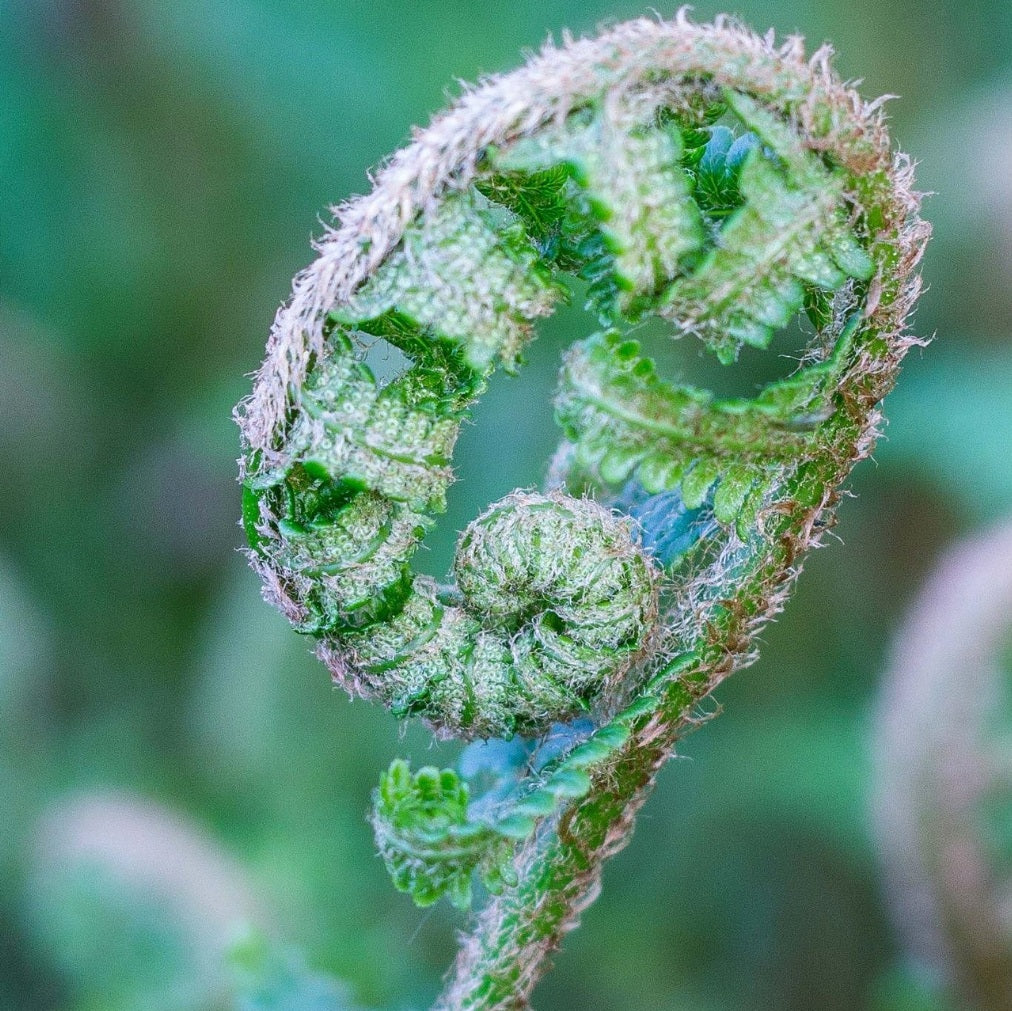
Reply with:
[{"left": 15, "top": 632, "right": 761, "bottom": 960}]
[
  {"left": 658, "top": 90, "right": 874, "bottom": 364},
  {"left": 236, "top": 12, "right": 928, "bottom": 1007}
]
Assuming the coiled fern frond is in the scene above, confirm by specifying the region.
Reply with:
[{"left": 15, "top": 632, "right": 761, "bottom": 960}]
[
  {"left": 236, "top": 12, "right": 928, "bottom": 1007},
  {"left": 874, "top": 523, "right": 1012, "bottom": 1009}
]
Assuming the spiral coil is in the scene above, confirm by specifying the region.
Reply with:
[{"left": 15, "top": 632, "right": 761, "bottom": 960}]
[
  {"left": 238, "top": 32, "right": 894, "bottom": 743},
  {"left": 237, "top": 28, "right": 927, "bottom": 926}
]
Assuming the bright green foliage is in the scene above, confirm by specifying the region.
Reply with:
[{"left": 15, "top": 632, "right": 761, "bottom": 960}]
[
  {"left": 372, "top": 713, "right": 646, "bottom": 911},
  {"left": 0, "top": 2, "right": 948, "bottom": 1006},
  {"left": 343, "top": 190, "right": 563, "bottom": 372},
  {"left": 684, "top": 125, "right": 760, "bottom": 217},
  {"left": 373, "top": 760, "right": 514, "bottom": 909},
  {"left": 332, "top": 492, "right": 659, "bottom": 740},
  {"left": 293, "top": 335, "right": 465, "bottom": 513},
  {"left": 474, "top": 164, "right": 571, "bottom": 246},
  {"left": 554, "top": 311, "right": 862, "bottom": 536},
  {"left": 659, "top": 92, "right": 874, "bottom": 364},
  {"left": 490, "top": 104, "right": 705, "bottom": 319}
]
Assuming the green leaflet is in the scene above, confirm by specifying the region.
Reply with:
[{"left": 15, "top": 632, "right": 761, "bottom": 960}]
[
  {"left": 659, "top": 90, "right": 874, "bottom": 364},
  {"left": 684, "top": 124, "right": 761, "bottom": 218},
  {"left": 373, "top": 760, "right": 512, "bottom": 910},
  {"left": 554, "top": 327, "right": 843, "bottom": 528},
  {"left": 474, "top": 164, "right": 571, "bottom": 247},
  {"left": 342, "top": 190, "right": 563, "bottom": 372},
  {"left": 490, "top": 102, "right": 705, "bottom": 319},
  {"left": 294, "top": 354, "right": 463, "bottom": 513},
  {"left": 371, "top": 687, "right": 667, "bottom": 909}
]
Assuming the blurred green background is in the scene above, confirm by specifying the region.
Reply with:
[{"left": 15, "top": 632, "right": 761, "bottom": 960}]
[{"left": 2, "top": 0, "right": 1010, "bottom": 1008}]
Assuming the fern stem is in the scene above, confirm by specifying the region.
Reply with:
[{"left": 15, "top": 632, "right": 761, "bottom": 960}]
[{"left": 438, "top": 714, "right": 684, "bottom": 1009}]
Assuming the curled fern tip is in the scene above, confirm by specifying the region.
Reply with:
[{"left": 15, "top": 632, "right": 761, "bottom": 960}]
[{"left": 237, "top": 12, "right": 928, "bottom": 1007}]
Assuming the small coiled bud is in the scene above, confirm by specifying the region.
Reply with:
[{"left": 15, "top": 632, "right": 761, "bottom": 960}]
[
  {"left": 322, "top": 492, "right": 659, "bottom": 740},
  {"left": 454, "top": 492, "right": 658, "bottom": 697}
]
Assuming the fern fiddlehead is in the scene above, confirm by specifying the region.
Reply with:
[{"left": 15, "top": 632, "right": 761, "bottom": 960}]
[{"left": 236, "top": 12, "right": 928, "bottom": 1007}]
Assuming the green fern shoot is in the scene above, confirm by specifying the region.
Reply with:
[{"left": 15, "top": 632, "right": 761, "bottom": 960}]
[{"left": 236, "top": 12, "right": 928, "bottom": 1009}]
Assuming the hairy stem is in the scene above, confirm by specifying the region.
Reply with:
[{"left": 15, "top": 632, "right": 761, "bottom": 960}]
[{"left": 439, "top": 712, "right": 686, "bottom": 1009}]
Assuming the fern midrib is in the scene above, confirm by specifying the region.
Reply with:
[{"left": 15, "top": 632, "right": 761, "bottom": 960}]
[{"left": 568, "top": 371, "right": 814, "bottom": 455}]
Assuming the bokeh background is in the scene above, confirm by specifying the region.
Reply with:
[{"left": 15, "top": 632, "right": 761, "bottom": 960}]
[{"left": 2, "top": 0, "right": 1010, "bottom": 1008}]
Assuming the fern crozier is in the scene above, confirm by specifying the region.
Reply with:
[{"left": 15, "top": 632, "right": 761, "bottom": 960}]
[{"left": 236, "top": 11, "right": 928, "bottom": 1008}]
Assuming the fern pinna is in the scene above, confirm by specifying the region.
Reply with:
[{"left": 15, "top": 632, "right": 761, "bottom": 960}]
[{"left": 236, "top": 13, "right": 927, "bottom": 1008}]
